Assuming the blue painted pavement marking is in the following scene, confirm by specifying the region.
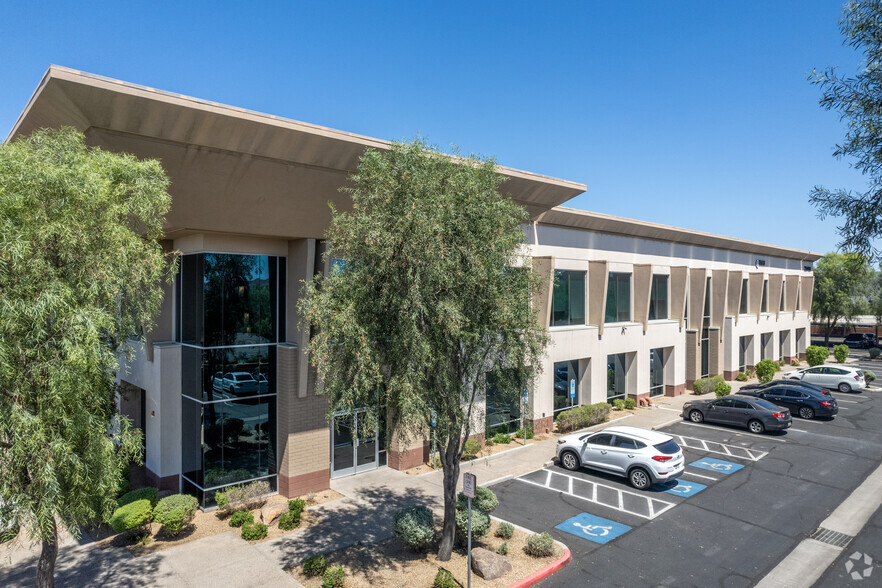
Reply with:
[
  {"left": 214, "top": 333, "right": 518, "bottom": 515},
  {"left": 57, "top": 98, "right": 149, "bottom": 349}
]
[
  {"left": 663, "top": 480, "right": 707, "bottom": 497},
  {"left": 555, "top": 513, "right": 632, "bottom": 545},
  {"left": 689, "top": 457, "right": 744, "bottom": 475}
]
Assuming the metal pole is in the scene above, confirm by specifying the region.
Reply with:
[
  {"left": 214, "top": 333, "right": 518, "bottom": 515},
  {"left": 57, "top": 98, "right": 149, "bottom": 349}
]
[{"left": 467, "top": 496, "right": 472, "bottom": 588}]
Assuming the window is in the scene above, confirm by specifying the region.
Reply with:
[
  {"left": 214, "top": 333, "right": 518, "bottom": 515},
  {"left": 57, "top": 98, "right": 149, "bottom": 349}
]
[
  {"left": 588, "top": 433, "right": 613, "bottom": 446},
  {"left": 648, "top": 275, "right": 668, "bottom": 320},
  {"left": 761, "top": 280, "right": 769, "bottom": 313},
  {"left": 551, "top": 270, "right": 586, "bottom": 327},
  {"left": 701, "top": 277, "right": 711, "bottom": 378},
  {"left": 617, "top": 437, "right": 639, "bottom": 449},
  {"left": 607, "top": 353, "right": 626, "bottom": 400},
  {"left": 739, "top": 278, "right": 749, "bottom": 314},
  {"left": 732, "top": 399, "right": 751, "bottom": 410},
  {"left": 649, "top": 348, "right": 664, "bottom": 397},
  {"left": 780, "top": 282, "right": 786, "bottom": 311},
  {"left": 553, "top": 360, "right": 579, "bottom": 413},
  {"left": 605, "top": 273, "right": 631, "bottom": 323},
  {"left": 485, "top": 372, "right": 520, "bottom": 436},
  {"left": 796, "top": 284, "right": 801, "bottom": 310}
]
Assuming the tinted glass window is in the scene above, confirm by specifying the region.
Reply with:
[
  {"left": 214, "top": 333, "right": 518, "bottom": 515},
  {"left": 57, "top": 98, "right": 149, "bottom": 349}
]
[
  {"left": 588, "top": 434, "right": 613, "bottom": 446},
  {"left": 732, "top": 399, "right": 751, "bottom": 409},
  {"left": 754, "top": 399, "right": 778, "bottom": 410},
  {"left": 649, "top": 275, "right": 668, "bottom": 320},
  {"left": 653, "top": 440, "right": 680, "bottom": 454},
  {"left": 784, "top": 390, "right": 802, "bottom": 398},
  {"left": 807, "top": 368, "right": 823, "bottom": 374},
  {"left": 715, "top": 398, "right": 734, "bottom": 408},
  {"left": 605, "top": 272, "right": 631, "bottom": 323},
  {"left": 617, "top": 437, "right": 638, "bottom": 449},
  {"left": 551, "top": 270, "right": 586, "bottom": 327}
]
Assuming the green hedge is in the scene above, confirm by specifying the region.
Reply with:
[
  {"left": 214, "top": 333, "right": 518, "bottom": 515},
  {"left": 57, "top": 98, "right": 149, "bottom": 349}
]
[
  {"left": 555, "top": 403, "right": 610, "bottom": 433},
  {"left": 456, "top": 486, "right": 498, "bottom": 513},
  {"left": 806, "top": 345, "right": 830, "bottom": 367},
  {"left": 117, "top": 487, "right": 158, "bottom": 508},
  {"left": 833, "top": 344, "right": 850, "bottom": 363},
  {"left": 455, "top": 506, "right": 490, "bottom": 541},
  {"left": 755, "top": 359, "right": 778, "bottom": 383},
  {"left": 241, "top": 521, "right": 267, "bottom": 541},
  {"left": 153, "top": 494, "right": 198, "bottom": 536},
  {"left": 110, "top": 499, "right": 153, "bottom": 533},
  {"left": 392, "top": 505, "right": 435, "bottom": 551},
  {"left": 693, "top": 375, "right": 725, "bottom": 395}
]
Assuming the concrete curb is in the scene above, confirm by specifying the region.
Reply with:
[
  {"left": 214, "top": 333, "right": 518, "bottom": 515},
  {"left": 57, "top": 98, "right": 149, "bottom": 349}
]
[{"left": 489, "top": 516, "right": 571, "bottom": 588}]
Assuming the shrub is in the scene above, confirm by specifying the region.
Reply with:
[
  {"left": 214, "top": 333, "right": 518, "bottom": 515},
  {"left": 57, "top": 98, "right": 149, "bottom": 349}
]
[
  {"left": 116, "top": 463, "right": 132, "bottom": 498},
  {"left": 693, "top": 375, "right": 725, "bottom": 395},
  {"left": 775, "top": 360, "right": 783, "bottom": 371},
  {"left": 806, "top": 345, "right": 830, "bottom": 367},
  {"left": 322, "top": 565, "right": 345, "bottom": 588},
  {"left": 117, "top": 487, "right": 159, "bottom": 508},
  {"left": 484, "top": 437, "right": 495, "bottom": 447},
  {"left": 555, "top": 403, "right": 610, "bottom": 433},
  {"left": 153, "top": 494, "right": 198, "bottom": 536},
  {"left": 433, "top": 568, "right": 458, "bottom": 588},
  {"left": 462, "top": 439, "right": 481, "bottom": 458},
  {"left": 790, "top": 358, "right": 801, "bottom": 366},
  {"left": 713, "top": 380, "right": 732, "bottom": 398},
  {"left": 624, "top": 398, "right": 636, "bottom": 410},
  {"left": 109, "top": 499, "right": 153, "bottom": 533},
  {"left": 735, "top": 372, "right": 749, "bottom": 382},
  {"left": 525, "top": 532, "right": 555, "bottom": 557},
  {"left": 303, "top": 554, "right": 328, "bottom": 578},
  {"left": 833, "top": 344, "right": 850, "bottom": 363},
  {"left": 278, "top": 510, "right": 301, "bottom": 531},
  {"left": 513, "top": 426, "right": 534, "bottom": 439},
  {"left": 495, "top": 521, "right": 514, "bottom": 539},
  {"left": 491, "top": 433, "right": 511, "bottom": 445},
  {"left": 456, "top": 486, "right": 498, "bottom": 513},
  {"left": 241, "top": 521, "right": 267, "bottom": 541},
  {"left": 455, "top": 506, "right": 490, "bottom": 541},
  {"left": 392, "top": 505, "right": 434, "bottom": 551},
  {"left": 755, "top": 360, "right": 778, "bottom": 384},
  {"left": 228, "top": 510, "right": 254, "bottom": 528},
  {"left": 870, "top": 346, "right": 881, "bottom": 359},
  {"left": 215, "top": 480, "right": 272, "bottom": 514},
  {"left": 203, "top": 468, "right": 252, "bottom": 488},
  {"left": 613, "top": 399, "right": 625, "bottom": 410},
  {"left": 497, "top": 542, "right": 509, "bottom": 555},
  {"left": 288, "top": 498, "right": 306, "bottom": 514},
  {"left": 865, "top": 370, "right": 876, "bottom": 384}
]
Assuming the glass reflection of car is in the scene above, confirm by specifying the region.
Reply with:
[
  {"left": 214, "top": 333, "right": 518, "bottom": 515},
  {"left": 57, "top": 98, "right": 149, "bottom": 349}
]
[
  {"left": 555, "top": 425, "right": 684, "bottom": 490},
  {"left": 681, "top": 396, "right": 791, "bottom": 434},
  {"left": 216, "top": 372, "right": 259, "bottom": 396},
  {"left": 844, "top": 333, "right": 872, "bottom": 349},
  {"left": 254, "top": 373, "right": 268, "bottom": 394},
  {"left": 737, "top": 385, "right": 837, "bottom": 419},
  {"left": 783, "top": 365, "right": 866, "bottom": 393}
]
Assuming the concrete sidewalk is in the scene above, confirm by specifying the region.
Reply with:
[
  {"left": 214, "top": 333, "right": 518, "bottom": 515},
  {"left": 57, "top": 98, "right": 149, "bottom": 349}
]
[{"left": 0, "top": 395, "right": 703, "bottom": 587}]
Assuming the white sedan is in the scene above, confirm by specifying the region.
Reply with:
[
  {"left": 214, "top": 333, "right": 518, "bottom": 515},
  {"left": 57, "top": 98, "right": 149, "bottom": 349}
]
[
  {"left": 556, "top": 425, "right": 684, "bottom": 490},
  {"left": 783, "top": 366, "right": 866, "bottom": 393}
]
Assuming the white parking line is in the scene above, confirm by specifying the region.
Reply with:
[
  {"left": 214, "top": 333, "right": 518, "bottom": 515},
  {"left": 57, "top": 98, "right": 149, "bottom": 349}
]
[
  {"left": 682, "top": 470, "right": 718, "bottom": 481},
  {"left": 515, "top": 469, "right": 676, "bottom": 520},
  {"left": 670, "top": 433, "right": 768, "bottom": 461}
]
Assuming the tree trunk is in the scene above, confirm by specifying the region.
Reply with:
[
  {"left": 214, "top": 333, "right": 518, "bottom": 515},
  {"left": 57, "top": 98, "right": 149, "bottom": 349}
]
[
  {"left": 36, "top": 518, "right": 57, "bottom": 588},
  {"left": 437, "top": 441, "right": 460, "bottom": 562}
]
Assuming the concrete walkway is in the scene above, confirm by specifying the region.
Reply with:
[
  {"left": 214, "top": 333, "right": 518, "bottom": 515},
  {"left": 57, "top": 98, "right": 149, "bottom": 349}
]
[{"left": 0, "top": 392, "right": 710, "bottom": 587}]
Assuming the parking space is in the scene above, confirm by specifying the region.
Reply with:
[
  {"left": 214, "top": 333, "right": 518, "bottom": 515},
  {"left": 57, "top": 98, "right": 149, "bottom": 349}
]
[{"left": 491, "top": 390, "right": 882, "bottom": 586}]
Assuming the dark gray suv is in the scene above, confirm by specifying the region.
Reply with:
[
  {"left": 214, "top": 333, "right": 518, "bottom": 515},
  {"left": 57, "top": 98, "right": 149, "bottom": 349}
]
[{"left": 681, "top": 396, "right": 792, "bottom": 434}]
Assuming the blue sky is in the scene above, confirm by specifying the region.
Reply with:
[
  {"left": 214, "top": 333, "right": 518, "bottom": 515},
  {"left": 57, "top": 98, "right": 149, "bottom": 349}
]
[{"left": 0, "top": 1, "right": 869, "bottom": 255}]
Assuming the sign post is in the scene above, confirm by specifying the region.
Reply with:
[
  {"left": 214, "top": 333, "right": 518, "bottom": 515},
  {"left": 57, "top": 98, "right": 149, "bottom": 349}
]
[
  {"left": 569, "top": 378, "right": 576, "bottom": 407},
  {"left": 463, "top": 472, "right": 476, "bottom": 588}
]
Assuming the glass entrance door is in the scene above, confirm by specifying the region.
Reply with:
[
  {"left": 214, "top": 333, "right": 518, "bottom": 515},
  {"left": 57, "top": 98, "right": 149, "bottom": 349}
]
[{"left": 331, "top": 409, "right": 380, "bottom": 479}]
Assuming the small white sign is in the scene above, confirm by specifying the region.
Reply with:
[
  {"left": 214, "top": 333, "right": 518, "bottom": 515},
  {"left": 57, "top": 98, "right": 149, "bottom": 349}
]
[
  {"left": 570, "top": 379, "right": 576, "bottom": 398},
  {"left": 463, "top": 472, "right": 476, "bottom": 499}
]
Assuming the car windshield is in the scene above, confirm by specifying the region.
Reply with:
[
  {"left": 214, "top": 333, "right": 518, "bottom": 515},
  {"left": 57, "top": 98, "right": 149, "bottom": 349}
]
[
  {"left": 653, "top": 440, "right": 680, "bottom": 454},
  {"left": 754, "top": 399, "right": 778, "bottom": 410}
]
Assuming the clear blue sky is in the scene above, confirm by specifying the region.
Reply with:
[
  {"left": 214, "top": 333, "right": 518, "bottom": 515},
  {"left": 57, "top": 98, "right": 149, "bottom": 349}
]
[{"left": 0, "top": 1, "right": 869, "bottom": 255}]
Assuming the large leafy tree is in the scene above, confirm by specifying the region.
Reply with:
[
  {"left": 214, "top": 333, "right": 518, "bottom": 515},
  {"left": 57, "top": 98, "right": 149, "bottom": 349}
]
[
  {"left": 810, "top": 0, "right": 882, "bottom": 259},
  {"left": 812, "top": 252, "right": 872, "bottom": 344},
  {"left": 0, "top": 128, "right": 175, "bottom": 586},
  {"left": 299, "top": 140, "right": 547, "bottom": 561}
]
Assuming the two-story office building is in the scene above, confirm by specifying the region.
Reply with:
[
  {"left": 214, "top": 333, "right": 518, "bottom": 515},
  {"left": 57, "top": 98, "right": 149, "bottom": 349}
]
[{"left": 9, "top": 66, "right": 820, "bottom": 505}]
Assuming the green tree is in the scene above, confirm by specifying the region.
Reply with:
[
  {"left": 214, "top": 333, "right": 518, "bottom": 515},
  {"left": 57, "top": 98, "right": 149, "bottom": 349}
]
[
  {"left": 0, "top": 128, "right": 175, "bottom": 586},
  {"left": 810, "top": 0, "right": 882, "bottom": 259},
  {"left": 812, "top": 252, "right": 872, "bottom": 345},
  {"left": 299, "top": 140, "right": 547, "bottom": 561}
]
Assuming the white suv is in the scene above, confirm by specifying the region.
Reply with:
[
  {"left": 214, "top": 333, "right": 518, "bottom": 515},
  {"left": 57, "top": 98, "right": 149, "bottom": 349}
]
[
  {"left": 556, "top": 425, "right": 684, "bottom": 490},
  {"left": 783, "top": 365, "right": 866, "bottom": 393}
]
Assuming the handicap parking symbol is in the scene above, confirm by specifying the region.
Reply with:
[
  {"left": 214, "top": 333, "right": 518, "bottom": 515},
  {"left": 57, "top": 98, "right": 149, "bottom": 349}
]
[
  {"left": 663, "top": 480, "right": 707, "bottom": 497},
  {"left": 689, "top": 457, "right": 744, "bottom": 475},
  {"left": 555, "top": 513, "right": 631, "bottom": 545}
]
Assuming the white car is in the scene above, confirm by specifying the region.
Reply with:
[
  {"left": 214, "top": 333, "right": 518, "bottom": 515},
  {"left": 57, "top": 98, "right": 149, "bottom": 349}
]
[
  {"left": 212, "top": 372, "right": 259, "bottom": 396},
  {"left": 783, "top": 366, "right": 866, "bottom": 393},
  {"left": 556, "top": 425, "right": 684, "bottom": 490}
]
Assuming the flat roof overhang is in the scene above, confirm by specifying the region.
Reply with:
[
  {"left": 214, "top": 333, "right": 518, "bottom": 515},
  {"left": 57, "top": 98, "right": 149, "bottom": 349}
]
[{"left": 8, "top": 66, "right": 587, "bottom": 240}]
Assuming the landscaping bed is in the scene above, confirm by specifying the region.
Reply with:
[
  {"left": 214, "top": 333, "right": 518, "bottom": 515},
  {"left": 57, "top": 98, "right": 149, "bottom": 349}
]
[
  {"left": 402, "top": 434, "right": 553, "bottom": 476},
  {"left": 287, "top": 519, "right": 562, "bottom": 588}
]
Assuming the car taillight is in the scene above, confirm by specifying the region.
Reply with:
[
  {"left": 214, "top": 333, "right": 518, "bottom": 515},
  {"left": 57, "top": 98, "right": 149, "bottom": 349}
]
[
  {"left": 855, "top": 374, "right": 861, "bottom": 380},
  {"left": 652, "top": 455, "right": 673, "bottom": 462},
  {"left": 819, "top": 401, "right": 833, "bottom": 407},
  {"left": 772, "top": 412, "right": 786, "bottom": 419}
]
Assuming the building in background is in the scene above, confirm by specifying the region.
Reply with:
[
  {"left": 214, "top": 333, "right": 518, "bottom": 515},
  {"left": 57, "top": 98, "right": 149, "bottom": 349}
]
[{"left": 8, "top": 66, "right": 820, "bottom": 505}]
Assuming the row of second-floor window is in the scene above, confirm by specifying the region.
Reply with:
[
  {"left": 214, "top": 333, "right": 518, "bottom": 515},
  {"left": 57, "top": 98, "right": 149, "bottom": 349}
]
[
  {"left": 551, "top": 271, "right": 669, "bottom": 327},
  {"left": 554, "top": 270, "right": 804, "bottom": 329}
]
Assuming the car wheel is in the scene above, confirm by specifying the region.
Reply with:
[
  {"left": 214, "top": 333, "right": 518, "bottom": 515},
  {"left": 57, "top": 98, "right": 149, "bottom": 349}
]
[
  {"left": 838, "top": 382, "right": 851, "bottom": 393},
  {"left": 629, "top": 467, "right": 651, "bottom": 490},
  {"left": 689, "top": 410, "right": 704, "bottom": 423},
  {"left": 748, "top": 419, "right": 765, "bottom": 434},
  {"left": 560, "top": 450, "right": 580, "bottom": 471},
  {"left": 799, "top": 406, "right": 815, "bottom": 419}
]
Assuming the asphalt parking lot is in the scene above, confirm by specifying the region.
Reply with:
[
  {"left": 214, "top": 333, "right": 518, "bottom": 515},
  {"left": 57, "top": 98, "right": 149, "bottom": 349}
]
[{"left": 491, "top": 387, "right": 882, "bottom": 587}]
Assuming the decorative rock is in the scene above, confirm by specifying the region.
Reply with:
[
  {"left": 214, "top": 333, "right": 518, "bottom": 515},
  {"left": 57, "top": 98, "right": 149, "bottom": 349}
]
[
  {"left": 260, "top": 503, "right": 286, "bottom": 525},
  {"left": 470, "top": 547, "right": 512, "bottom": 580}
]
